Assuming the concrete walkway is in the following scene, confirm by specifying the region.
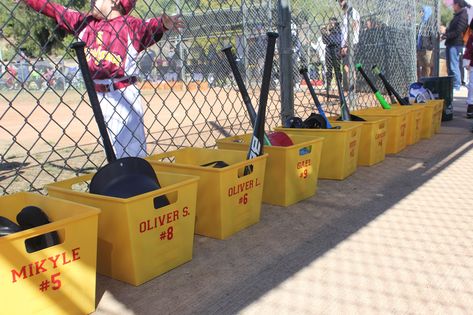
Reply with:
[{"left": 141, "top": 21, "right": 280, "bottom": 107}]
[{"left": 95, "top": 95, "right": 473, "bottom": 315}]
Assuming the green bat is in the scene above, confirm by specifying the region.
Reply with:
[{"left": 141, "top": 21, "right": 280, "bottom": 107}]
[{"left": 356, "top": 63, "right": 391, "bottom": 109}]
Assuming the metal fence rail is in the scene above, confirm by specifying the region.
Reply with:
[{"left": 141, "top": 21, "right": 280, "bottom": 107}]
[{"left": 0, "top": 0, "right": 439, "bottom": 194}]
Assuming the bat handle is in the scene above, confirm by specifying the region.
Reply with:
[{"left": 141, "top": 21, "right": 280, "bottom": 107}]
[
  {"left": 373, "top": 65, "right": 408, "bottom": 105},
  {"left": 258, "top": 32, "right": 278, "bottom": 121},
  {"left": 222, "top": 46, "right": 271, "bottom": 146},
  {"left": 222, "top": 46, "right": 257, "bottom": 125},
  {"left": 329, "top": 46, "right": 351, "bottom": 121},
  {"left": 299, "top": 68, "right": 332, "bottom": 128},
  {"left": 71, "top": 41, "right": 117, "bottom": 162}
]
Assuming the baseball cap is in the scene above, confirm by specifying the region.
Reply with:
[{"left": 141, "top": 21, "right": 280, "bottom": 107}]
[{"left": 120, "top": 0, "right": 136, "bottom": 14}]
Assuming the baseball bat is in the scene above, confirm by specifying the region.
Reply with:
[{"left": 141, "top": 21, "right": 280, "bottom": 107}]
[
  {"left": 245, "top": 32, "right": 278, "bottom": 174},
  {"left": 372, "top": 65, "right": 409, "bottom": 105},
  {"left": 70, "top": 42, "right": 116, "bottom": 162},
  {"left": 328, "top": 45, "right": 351, "bottom": 120},
  {"left": 222, "top": 46, "right": 272, "bottom": 146},
  {"left": 329, "top": 45, "right": 365, "bottom": 121},
  {"left": 356, "top": 63, "right": 392, "bottom": 109},
  {"left": 299, "top": 67, "right": 332, "bottom": 128}
]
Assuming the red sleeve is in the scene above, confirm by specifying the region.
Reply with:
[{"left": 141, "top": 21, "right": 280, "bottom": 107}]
[
  {"left": 24, "top": 0, "right": 86, "bottom": 34},
  {"left": 137, "top": 17, "right": 168, "bottom": 51}
]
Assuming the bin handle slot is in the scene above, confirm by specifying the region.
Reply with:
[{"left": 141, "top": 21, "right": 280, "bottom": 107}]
[
  {"left": 299, "top": 145, "right": 312, "bottom": 156},
  {"left": 154, "top": 191, "right": 177, "bottom": 209},
  {"left": 155, "top": 155, "right": 176, "bottom": 163},
  {"left": 237, "top": 164, "right": 254, "bottom": 178},
  {"left": 24, "top": 229, "right": 64, "bottom": 253}
]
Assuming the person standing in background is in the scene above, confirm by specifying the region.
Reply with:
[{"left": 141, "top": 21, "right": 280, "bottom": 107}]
[
  {"left": 338, "top": 0, "right": 360, "bottom": 104},
  {"left": 417, "top": 6, "right": 435, "bottom": 79},
  {"left": 442, "top": 0, "right": 469, "bottom": 92},
  {"left": 322, "top": 17, "right": 342, "bottom": 101}
]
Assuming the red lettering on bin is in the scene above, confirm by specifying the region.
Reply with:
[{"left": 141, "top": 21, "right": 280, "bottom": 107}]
[
  {"left": 228, "top": 179, "right": 255, "bottom": 197},
  {"left": 139, "top": 210, "right": 180, "bottom": 234},
  {"left": 11, "top": 248, "right": 81, "bottom": 283},
  {"left": 297, "top": 159, "right": 312, "bottom": 169}
]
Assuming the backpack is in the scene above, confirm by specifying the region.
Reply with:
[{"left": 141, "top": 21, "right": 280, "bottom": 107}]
[
  {"left": 464, "top": 27, "right": 471, "bottom": 45},
  {"left": 408, "top": 82, "right": 434, "bottom": 103}
]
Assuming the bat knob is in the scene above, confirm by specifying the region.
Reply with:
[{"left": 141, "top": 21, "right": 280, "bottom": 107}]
[{"left": 70, "top": 41, "right": 86, "bottom": 50}]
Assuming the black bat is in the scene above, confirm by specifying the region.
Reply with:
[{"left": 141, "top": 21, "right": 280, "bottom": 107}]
[
  {"left": 222, "top": 46, "right": 272, "bottom": 145},
  {"left": 372, "top": 65, "right": 409, "bottom": 105},
  {"left": 329, "top": 45, "right": 364, "bottom": 121},
  {"left": 299, "top": 67, "right": 332, "bottom": 128},
  {"left": 328, "top": 45, "right": 351, "bottom": 120},
  {"left": 245, "top": 32, "right": 278, "bottom": 174}
]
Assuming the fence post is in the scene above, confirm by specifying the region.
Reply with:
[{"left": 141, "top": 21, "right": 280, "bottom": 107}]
[
  {"left": 432, "top": 0, "right": 440, "bottom": 77},
  {"left": 277, "top": 0, "right": 294, "bottom": 124}
]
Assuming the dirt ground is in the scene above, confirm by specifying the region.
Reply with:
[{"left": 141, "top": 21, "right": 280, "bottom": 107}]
[{"left": 1, "top": 83, "right": 369, "bottom": 194}]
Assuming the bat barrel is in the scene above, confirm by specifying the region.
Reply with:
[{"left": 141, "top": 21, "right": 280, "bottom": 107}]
[{"left": 299, "top": 68, "right": 332, "bottom": 128}]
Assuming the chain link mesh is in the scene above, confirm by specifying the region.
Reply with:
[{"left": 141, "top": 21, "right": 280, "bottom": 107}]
[{"left": 1, "top": 0, "right": 439, "bottom": 194}]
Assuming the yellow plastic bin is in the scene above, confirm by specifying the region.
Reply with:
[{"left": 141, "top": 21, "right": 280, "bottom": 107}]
[
  {"left": 425, "top": 99, "right": 444, "bottom": 133},
  {"left": 0, "top": 192, "right": 100, "bottom": 315},
  {"left": 275, "top": 122, "right": 361, "bottom": 180},
  {"left": 409, "top": 103, "right": 436, "bottom": 139},
  {"left": 391, "top": 105, "right": 424, "bottom": 145},
  {"left": 329, "top": 117, "right": 387, "bottom": 166},
  {"left": 147, "top": 148, "right": 267, "bottom": 240},
  {"left": 351, "top": 107, "right": 408, "bottom": 154},
  {"left": 47, "top": 172, "right": 198, "bottom": 286},
  {"left": 216, "top": 134, "right": 324, "bottom": 206}
]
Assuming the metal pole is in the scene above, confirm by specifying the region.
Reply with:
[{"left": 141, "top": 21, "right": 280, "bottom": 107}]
[
  {"left": 277, "top": 0, "right": 294, "bottom": 123},
  {"left": 242, "top": 0, "right": 249, "bottom": 87},
  {"left": 433, "top": 0, "right": 440, "bottom": 77},
  {"left": 176, "top": 0, "right": 185, "bottom": 81}
]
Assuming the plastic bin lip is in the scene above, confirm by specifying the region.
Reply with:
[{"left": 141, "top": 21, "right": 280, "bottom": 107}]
[
  {"left": 46, "top": 172, "right": 200, "bottom": 203},
  {"left": 216, "top": 134, "right": 324, "bottom": 151},
  {"left": 0, "top": 193, "right": 100, "bottom": 243},
  {"left": 275, "top": 123, "right": 362, "bottom": 132},
  {"left": 147, "top": 150, "right": 269, "bottom": 172},
  {"left": 328, "top": 118, "right": 387, "bottom": 125},
  {"left": 352, "top": 109, "right": 408, "bottom": 117}
]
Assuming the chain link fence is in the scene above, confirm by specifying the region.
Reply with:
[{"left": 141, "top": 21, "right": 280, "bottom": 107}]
[{"left": 0, "top": 0, "right": 439, "bottom": 194}]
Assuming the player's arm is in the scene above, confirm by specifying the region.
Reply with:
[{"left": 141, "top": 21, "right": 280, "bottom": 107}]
[
  {"left": 140, "top": 13, "right": 185, "bottom": 49},
  {"left": 20, "top": 0, "right": 86, "bottom": 34}
]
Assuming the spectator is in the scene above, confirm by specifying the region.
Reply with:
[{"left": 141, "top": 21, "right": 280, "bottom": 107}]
[
  {"left": 442, "top": 0, "right": 469, "bottom": 92},
  {"left": 322, "top": 17, "right": 342, "bottom": 100},
  {"left": 310, "top": 35, "right": 326, "bottom": 85},
  {"left": 338, "top": 0, "right": 360, "bottom": 103},
  {"left": 417, "top": 6, "right": 436, "bottom": 79}
]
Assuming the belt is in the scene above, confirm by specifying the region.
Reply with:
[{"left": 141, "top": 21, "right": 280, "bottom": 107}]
[{"left": 94, "top": 77, "right": 137, "bottom": 93}]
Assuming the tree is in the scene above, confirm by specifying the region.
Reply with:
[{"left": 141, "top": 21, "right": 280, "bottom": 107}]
[
  {"left": 440, "top": 2, "right": 453, "bottom": 27},
  {"left": 1, "top": 0, "right": 86, "bottom": 57}
]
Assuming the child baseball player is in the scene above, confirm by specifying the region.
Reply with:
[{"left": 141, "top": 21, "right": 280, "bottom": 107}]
[{"left": 21, "top": 0, "right": 184, "bottom": 157}]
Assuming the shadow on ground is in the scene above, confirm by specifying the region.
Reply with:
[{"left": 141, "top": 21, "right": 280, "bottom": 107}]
[{"left": 93, "top": 100, "right": 473, "bottom": 315}]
